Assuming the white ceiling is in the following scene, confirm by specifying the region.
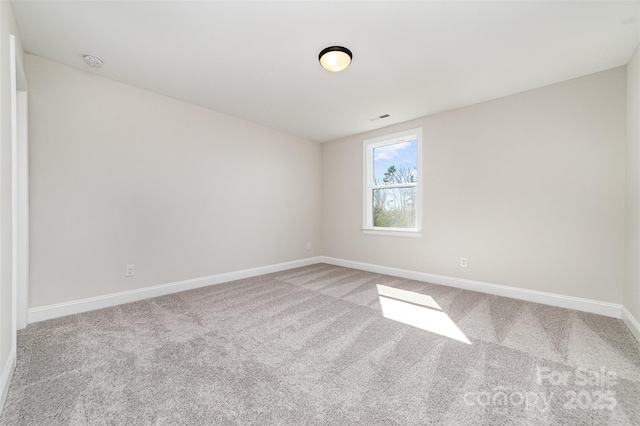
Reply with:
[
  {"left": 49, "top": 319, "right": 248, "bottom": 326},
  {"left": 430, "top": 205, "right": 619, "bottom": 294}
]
[{"left": 12, "top": 1, "right": 640, "bottom": 142}]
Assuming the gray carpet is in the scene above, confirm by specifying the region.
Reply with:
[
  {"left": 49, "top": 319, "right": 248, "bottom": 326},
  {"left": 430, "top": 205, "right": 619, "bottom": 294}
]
[{"left": 1, "top": 263, "right": 640, "bottom": 425}]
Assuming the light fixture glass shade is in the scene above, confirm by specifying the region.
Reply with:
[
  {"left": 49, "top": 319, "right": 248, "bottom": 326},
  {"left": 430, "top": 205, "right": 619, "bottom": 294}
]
[{"left": 319, "top": 46, "right": 352, "bottom": 72}]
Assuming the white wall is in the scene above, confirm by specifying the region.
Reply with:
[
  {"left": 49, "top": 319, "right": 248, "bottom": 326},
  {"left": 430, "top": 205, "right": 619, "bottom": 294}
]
[
  {"left": 322, "top": 67, "right": 626, "bottom": 304},
  {"left": 0, "top": 0, "right": 24, "bottom": 411},
  {"left": 626, "top": 44, "right": 640, "bottom": 321},
  {"left": 26, "top": 54, "right": 321, "bottom": 308}
]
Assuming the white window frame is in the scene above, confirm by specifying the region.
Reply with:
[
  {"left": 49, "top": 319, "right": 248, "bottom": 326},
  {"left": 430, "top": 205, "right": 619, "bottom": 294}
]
[{"left": 363, "top": 127, "right": 423, "bottom": 237}]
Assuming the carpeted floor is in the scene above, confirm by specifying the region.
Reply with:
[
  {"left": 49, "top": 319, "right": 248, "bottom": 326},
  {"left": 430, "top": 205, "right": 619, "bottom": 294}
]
[{"left": 1, "top": 263, "right": 640, "bottom": 425}]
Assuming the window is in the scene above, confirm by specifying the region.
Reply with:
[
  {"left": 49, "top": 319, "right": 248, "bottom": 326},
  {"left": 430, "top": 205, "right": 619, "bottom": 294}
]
[{"left": 363, "top": 128, "right": 422, "bottom": 237}]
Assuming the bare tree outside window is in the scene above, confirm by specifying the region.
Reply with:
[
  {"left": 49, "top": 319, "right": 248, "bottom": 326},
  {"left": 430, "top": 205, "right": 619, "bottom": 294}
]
[{"left": 372, "top": 144, "right": 417, "bottom": 228}]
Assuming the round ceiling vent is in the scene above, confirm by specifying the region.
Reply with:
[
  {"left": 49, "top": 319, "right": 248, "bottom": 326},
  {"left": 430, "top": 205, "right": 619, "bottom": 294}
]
[{"left": 82, "top": 54, "right": 103, "bottom": 68}]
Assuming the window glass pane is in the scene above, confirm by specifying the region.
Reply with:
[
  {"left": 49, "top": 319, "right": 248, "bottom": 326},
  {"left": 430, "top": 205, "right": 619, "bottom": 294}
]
[
  {"left": 373, "top": 140, "right": 417, "bottom": 186},
  {"left": 373, "top": 186, "right": 416, "bottom": 228}
]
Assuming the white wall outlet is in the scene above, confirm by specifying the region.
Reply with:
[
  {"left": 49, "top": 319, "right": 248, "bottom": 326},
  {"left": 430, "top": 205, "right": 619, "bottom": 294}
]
[
  {"left": 307, "top": 242, "right": 312, "bottom": 250},
  {"left": 460, "top": 257, "right": 468, "bottom": 268},
  {"left": 125, "top": 264, "right": 135, "bottom": 277}
]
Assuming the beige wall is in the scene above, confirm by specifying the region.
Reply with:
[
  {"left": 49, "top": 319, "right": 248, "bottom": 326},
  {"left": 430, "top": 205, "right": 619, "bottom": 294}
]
[
  {"left": 0, "top": 0, "right": 23, "bottom": 400},
  {"left": 626, "top": 44, "right": 640, "bottom": 321},
  {"left": 322, "top": 67, "right": 626, "bottom": 303},
  {"left": 21, "top": 51, "right": 633, "bottom": 311},
  {"left": 26, "top": 54, "right": 321, "bottom": 308}
]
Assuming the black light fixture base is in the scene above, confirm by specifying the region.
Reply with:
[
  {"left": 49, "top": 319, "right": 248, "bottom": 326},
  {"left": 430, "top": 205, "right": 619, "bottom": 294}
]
[{"left": 318, "top": 46, "right": 353, "bottom": 62}]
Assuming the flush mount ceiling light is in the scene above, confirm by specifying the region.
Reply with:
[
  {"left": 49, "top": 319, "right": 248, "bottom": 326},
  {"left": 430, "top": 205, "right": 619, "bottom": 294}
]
[
  {"left": 82, "top": 54, "right": 103, "bottom": 68},
  {"left": 319, "top": 46, "right": 352, "bottom": 72}
]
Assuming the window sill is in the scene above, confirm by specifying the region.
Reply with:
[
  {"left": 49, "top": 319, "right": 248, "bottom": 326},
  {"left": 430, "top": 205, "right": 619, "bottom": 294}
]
[{"left": 362, "top": 228, "right": 422, "bottom": 238}]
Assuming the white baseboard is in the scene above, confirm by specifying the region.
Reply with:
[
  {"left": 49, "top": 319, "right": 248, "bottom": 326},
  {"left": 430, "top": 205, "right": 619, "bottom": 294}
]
[
  {"left": 320, "top": 256, "right": 623, "bottom": 318},
  {"left": 0, "top": 348, "right": 16, "bottom": 417},
  {"left": 28, "top": 257, "right": 322, "bottom": 324},
  {"left": 622, "top": 306, "right": 640, "bottom": 344},
  {"left": 26, "top": 254, "right": 631, "bottom": 331}
]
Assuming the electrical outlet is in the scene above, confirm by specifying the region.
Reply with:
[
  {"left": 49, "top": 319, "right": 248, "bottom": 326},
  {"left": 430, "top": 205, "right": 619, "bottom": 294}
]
[
  {"left": 307, "top": 242, "right": 312, "bottom": 250},
  {"left": 460, "top": 257, "right": 467, "bottom": 268},
  {"left": 125, "top": 264, "right": 135, "bottom": 277}
]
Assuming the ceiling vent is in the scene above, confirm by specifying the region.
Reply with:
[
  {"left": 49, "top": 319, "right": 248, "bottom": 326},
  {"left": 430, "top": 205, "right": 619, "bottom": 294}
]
[
  {"left": 82, "top": 54, "right": 103, "bottom": 68},
  {"left": 369, "top": 114, "right": 390, "bottom": 122}
]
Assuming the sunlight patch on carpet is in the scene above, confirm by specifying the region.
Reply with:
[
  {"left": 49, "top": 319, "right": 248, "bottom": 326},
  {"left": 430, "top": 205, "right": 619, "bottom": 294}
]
[{"left": 377, "top": 284, "right": 471, "bottom": 344}]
